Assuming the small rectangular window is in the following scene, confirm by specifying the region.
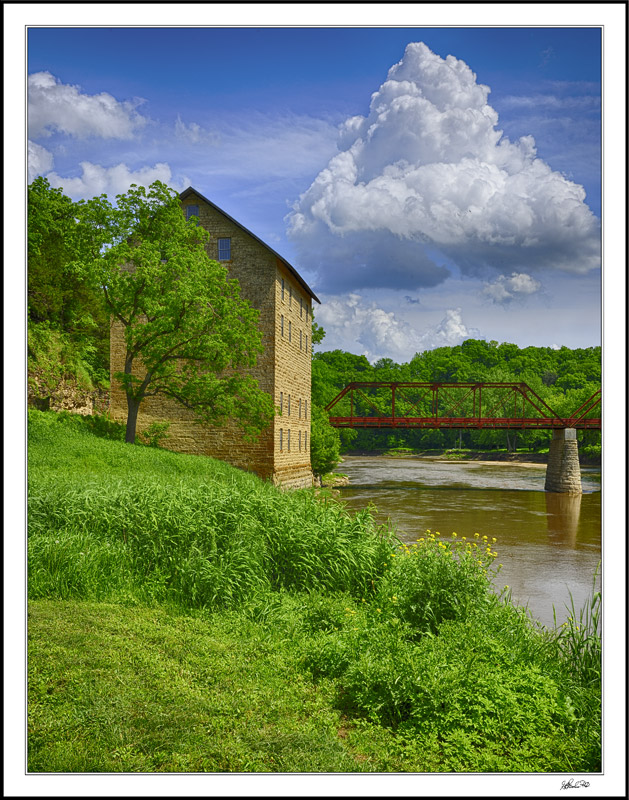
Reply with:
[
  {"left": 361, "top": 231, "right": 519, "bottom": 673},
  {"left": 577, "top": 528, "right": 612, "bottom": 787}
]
[
  {"left": 299, "top": 430, "right": 302, "bottom": 451},
  {"left": 280, "top": 428, "right": 283, "bottom": 451},
  {"left": 306, "top": 306, "right": 309, "bottom": 323},
  {"left": 289, "top": 286, "right": 292, "bottom": 307},
  {"left": 305, "top": 400, "right": 308, "bottom": 418},
  {"left": 185, "top": 205, "right": 199, "bottom": 222},
  {"left": 300, "top": 298, "right": 303, "bottom": 318},
  {"left": 305, "top": 431, "right": 308, "bottom": 451},
  {"left": 306, "top": 335, "right": 308, "bottom": 353},
  {"left": 287, "top": 429, "right": 291, "bottom": 452},
  {"left": 218, "top": 238, "right": 231, "bottom": 260},
  {"left": 280, "top": 392, "right": 283, "bottom": 414},
  {"left": 281, "top": 277, "right": 285, "bottom": 300},
  {"left": 281, "top": 315, "right": 284, "bottom": 336},
  {"left": 289, "top": 321, "right": 292, "bottom": 343}
]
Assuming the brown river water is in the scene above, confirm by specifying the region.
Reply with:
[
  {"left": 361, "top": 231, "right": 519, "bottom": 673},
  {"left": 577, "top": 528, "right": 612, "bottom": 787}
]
[{"left": 335, "top": 455, "right": 601, "bottom": 629}]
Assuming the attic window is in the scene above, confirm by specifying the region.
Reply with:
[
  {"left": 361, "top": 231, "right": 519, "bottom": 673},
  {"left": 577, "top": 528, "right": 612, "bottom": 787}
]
[
  {"left": 185, "top": 205, "right": 199, "bottom": 222},
  {"left": 218, "top": 238, "right": 231, "bottom": 260}
]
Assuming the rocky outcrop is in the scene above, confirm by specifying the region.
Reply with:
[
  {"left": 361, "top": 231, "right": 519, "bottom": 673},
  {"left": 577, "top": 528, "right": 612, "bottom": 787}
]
[{"left": 28, "top": 374, "right": 109, "bottom": 417}]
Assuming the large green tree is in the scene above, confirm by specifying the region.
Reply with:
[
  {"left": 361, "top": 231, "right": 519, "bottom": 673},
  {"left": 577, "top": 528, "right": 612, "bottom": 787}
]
[{"left": 75, "top": 181, "right": 274, "bottom": 444}]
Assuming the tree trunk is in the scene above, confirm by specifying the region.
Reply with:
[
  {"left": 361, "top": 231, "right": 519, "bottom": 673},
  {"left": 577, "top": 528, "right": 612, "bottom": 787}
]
[{"left": 125, "top": 394, "right": 141, "bottom": 443}]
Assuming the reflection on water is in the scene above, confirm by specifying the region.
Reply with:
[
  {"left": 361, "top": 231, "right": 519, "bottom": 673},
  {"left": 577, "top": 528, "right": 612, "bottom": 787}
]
[
  {"left": 545, "top": 492, "right": 582, "bottom": 547},
  {"left": 337, "top": 456, "right": 601, "bottom": 629}
]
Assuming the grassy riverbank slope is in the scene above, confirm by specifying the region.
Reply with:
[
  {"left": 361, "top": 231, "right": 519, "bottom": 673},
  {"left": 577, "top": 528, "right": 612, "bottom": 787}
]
[{"left": 27, "top": 411, "right": 601, "bottom": 773}]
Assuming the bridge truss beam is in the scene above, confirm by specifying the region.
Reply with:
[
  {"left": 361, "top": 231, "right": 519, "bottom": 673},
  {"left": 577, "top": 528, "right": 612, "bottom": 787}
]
[{"left": 324, "top": 382, "right": 601, "bottom": 431}]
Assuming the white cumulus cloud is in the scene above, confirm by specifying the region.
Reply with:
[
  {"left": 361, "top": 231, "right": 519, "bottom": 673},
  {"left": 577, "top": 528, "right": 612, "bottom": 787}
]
[
  {"left": 28, "top": 71, "right": 147, "bottom": 140},
  {"left": 288, "top": 42, "right": 600, "bottom": 293},
  {"left": 483, "top": 272, "right": 542, "bottom": 303},
  {"left": 45, "top": 161, "right": 189, "bottom": 200},
  {"left": 316, "top": 294, "right": 477, "bottom": 363},
  {"left": 28, "top": 140, "right": 54, "bottom": 180}
]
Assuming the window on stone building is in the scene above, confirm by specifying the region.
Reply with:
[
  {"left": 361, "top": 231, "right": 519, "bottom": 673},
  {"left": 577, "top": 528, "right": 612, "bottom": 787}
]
[
  {"left": 281, "top": 315, "right": 284, "bottom": 336},
  {"left": 306, "top": 306, "right": 309, "bottom": 323},
  {"left": 289, "top": 321, "right": 292, "bottom": 342},
  {"left": 287, "top": 430, "right": 291, "bottom": 451},
  {"left": 305, "top": 400, "right": 308, "bottom": 418},
  {"left": 300, "top": 298, "right": 303, "bottom": 317},
  {"left": 281, "top": 277, "right": 285, "bottom": 300},
  {"left": 218, "top": 238, "right": 231, "bottom": 261},
  {"left": 304, "top": 431, "right": 308, "bottom": 450},
  {"left": 280, "top": 392, "right": 283, "bottom": 414},
  {"left": 289, "top": 286, "right": 292, "bottom": 307},
  {"left": 305, "top": 335, "right": 308, "bottom": 353},
  {"left": 279, "top": 428, "right": 283, "bottom": 451},
  {"left": 185, "top": 205, "right": 199, "bottom": 223}
]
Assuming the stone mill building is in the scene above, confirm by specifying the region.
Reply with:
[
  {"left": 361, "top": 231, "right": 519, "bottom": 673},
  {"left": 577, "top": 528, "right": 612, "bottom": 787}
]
[{"left": 110, "top": 187, "right": 320, "bottom": 489}]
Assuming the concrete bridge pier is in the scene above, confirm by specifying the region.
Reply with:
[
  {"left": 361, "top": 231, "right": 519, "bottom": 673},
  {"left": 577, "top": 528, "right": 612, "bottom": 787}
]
[{"left": 544, "top": 428, "right": 582, "bottom": 494}]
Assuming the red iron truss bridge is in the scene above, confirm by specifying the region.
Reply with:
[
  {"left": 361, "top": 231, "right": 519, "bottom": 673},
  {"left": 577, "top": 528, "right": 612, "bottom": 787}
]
[{"left": 325, "top": 382, "right": 601, "bottom": 430}]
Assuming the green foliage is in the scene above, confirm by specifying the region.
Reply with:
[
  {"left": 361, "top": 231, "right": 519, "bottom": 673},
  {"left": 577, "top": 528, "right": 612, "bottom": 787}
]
[
  {"left": 310, "top": 404, "right": 341, "bottom": 476},
  {"left": 303, "top": 594, "right": 600, "bottom": 771},
  {"left": 137, "top": 421, "right": 171, "bottom": 448},
  {"left": 28, "top": 178, "right": 109, "bottom": 392},
  {"left": 27, "top": 410, "right": 601, "bottom": 773},
  {"left": 374, "top": 532, "right": 498, "bottom": 636},
  {"left": 73, "top": 181, "right": 274, "bottom": 443}
]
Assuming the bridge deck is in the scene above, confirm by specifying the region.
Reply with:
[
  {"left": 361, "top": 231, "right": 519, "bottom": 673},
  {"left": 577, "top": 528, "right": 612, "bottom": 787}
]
[{"left": 328, "top": 416, "right": 601, "bottom": 430}]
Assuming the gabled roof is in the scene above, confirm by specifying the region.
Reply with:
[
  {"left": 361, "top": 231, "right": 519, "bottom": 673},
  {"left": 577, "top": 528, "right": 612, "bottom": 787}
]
[{"left": 180, "top": 186, "right": 320, "bottom": 304}]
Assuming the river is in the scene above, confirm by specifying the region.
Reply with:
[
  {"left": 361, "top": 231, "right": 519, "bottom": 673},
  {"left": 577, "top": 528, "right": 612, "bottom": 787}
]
[{"left": 335, "top": 455, "right": 601, "bottom": 629}]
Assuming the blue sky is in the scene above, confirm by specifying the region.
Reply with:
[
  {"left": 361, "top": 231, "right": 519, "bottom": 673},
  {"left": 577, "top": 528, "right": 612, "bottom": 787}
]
[{"left": 26, "top": 23, "right": 605, "bottom": 360}]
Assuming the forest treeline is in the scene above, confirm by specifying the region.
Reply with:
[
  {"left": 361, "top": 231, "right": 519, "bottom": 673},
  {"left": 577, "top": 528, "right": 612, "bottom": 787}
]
[{"left": 312, "top": 342, "right": 601, "bottom": 454}]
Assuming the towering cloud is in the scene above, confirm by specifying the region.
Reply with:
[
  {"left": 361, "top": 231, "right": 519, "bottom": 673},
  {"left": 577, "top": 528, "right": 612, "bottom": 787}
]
[{"left": 287, "top": 42, "right": 600, "bottom": 293}]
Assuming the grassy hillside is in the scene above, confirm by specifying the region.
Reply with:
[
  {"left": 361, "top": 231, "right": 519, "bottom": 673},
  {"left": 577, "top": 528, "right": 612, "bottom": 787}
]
[{"left": 27, "top": 411, "right": 601, "bottom": 773}]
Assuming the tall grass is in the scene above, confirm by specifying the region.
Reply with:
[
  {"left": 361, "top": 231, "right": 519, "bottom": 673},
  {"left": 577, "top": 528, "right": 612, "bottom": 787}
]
[{"left": 28, "top": 410, "right": 394, "bottom": 608}]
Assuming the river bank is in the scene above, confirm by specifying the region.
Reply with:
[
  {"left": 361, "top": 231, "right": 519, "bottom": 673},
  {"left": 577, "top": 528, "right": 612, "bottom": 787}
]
[{"left": 340, "top": 448, "right": 601, "bottom": 466}]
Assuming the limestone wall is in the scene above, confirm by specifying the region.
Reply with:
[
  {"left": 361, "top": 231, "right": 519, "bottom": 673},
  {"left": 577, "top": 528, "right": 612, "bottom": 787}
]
[{"left": 272, "top": 262, "right": 313, "bottom": 488}]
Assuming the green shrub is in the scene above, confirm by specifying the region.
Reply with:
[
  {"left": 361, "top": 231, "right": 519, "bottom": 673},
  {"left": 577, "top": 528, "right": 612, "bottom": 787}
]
[{"left": 374, "top": 531, "right": 498, "bottom": 636}]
